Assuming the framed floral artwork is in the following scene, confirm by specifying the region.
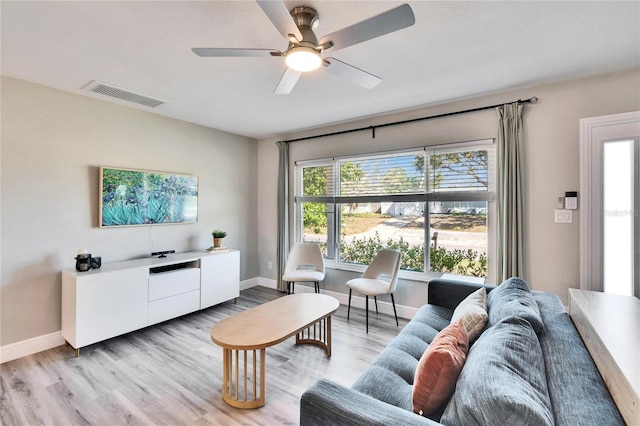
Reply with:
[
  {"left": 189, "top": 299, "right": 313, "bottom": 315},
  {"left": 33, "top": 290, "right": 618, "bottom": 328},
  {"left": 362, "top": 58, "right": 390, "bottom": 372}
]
[{"left": 99, "top": 167, "right": 198, "bottom": 227}]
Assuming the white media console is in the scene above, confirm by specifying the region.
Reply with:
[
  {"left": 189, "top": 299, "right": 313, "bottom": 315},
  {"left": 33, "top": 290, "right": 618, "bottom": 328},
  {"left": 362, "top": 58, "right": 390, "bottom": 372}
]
[{"left": 61, "top": 250, "right": 240, "bottom": 356}]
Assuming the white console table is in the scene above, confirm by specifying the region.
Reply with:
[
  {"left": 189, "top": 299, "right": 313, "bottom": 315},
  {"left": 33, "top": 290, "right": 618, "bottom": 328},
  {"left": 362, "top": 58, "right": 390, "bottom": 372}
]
[
  {"left": 569, "top": 289, "right": 639, "bottom": 425},
  {"left": 62, "top": 250, "right": 239, "bottom": 356}
]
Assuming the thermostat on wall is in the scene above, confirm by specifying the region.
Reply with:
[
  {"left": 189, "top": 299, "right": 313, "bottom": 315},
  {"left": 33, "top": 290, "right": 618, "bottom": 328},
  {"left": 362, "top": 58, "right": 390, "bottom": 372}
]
[{"left": 565, "top": 192, "right": 578, "bottom": 210}]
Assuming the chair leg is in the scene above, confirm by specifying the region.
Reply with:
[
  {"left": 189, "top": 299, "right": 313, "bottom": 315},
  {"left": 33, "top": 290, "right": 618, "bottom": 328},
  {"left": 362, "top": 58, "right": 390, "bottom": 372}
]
[
  {"left": 287, "top": 282, "right": 290, "bottom": 294},
  {"left": 391, "top": 293, "right": 399, "bottom": 326},
  {"left": 315, "top": 282, "right": 319, "bottom": 293},
  {"left": 347, "top": 289, "right": 352, "bottom": 320},
  {"left": 374, "top": 296, "right": 378, "bottom": 315},
  {"left": 366, "top": 295, "right": 369, "bottom": 333}
]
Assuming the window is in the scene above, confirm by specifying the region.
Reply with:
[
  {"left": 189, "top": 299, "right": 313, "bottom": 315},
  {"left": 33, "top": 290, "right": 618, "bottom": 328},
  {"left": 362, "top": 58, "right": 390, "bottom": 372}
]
[
  {"left": 603, "top": 139, "right": 639, "bottom": 296},
  {"left": 296, "top": 140, "right": 494, "bottom": 279}
]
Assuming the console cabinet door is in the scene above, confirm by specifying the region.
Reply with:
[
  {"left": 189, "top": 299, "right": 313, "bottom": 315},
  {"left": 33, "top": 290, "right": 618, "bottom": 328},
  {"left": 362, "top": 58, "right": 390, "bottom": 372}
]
[
  {"left": 64, "top": 267, "right": 149, "bottom": 348},
  {"left": 200, "top": 251, "right": 240, "bottom": 309}
]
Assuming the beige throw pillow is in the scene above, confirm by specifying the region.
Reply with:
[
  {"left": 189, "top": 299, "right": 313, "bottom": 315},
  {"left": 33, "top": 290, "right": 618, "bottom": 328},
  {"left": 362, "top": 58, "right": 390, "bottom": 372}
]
[{"left": 450, "top": 287, "right": 488, "bottom": 342}]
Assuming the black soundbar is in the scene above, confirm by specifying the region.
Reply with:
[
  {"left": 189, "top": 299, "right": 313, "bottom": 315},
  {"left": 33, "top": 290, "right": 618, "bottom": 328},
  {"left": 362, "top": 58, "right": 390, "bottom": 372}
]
[{"left": 151, "top": 250, "right": 175, "bottom": 258}]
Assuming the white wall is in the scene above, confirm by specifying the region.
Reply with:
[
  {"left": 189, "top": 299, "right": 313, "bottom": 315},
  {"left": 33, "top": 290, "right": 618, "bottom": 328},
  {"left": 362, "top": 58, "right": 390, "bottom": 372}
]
[
  {"left": 1, "top": 76, "right": 258, "bottom": 346},
  {"left": 257, "top": 68, "right": 640, "bottom": 306}
]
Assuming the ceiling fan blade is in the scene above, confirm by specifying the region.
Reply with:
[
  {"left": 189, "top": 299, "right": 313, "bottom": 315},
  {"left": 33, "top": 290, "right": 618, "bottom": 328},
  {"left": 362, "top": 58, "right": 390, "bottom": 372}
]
[
  {"left": 273, "top": 68, "right": 302, "bottom": 95},
  {"left": 256, "top": 0, "right": 303, "bottom": 41},
  {"left": 192, "top": 48, "right": 281, "bottom": 57},
  {"left": 319, "top": 4, "right": 415, "bottom": 52},
  {"left": 322, "top": 58, "right": 381, "bottom": 89}
]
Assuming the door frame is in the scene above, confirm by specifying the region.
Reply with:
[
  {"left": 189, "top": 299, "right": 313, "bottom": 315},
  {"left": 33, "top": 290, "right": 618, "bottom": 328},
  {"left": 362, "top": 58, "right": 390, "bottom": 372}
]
[{"left": 579, "top": 110, "right": 640, "bottom": 292}]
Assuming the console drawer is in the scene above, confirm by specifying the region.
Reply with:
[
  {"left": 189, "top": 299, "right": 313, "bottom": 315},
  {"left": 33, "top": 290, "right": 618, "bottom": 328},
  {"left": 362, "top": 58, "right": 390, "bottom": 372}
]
[
  {"left": 149, "top": 268, "right": 200, "bottom": 301},
  {"left": 148, "top": 289, "right": 200, "bottom": 325}
]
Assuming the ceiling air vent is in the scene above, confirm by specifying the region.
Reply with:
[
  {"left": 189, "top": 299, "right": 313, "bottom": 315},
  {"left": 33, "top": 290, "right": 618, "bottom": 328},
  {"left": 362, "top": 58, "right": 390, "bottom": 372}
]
[{"left": 83, "top": 81, "right": 166, "bottom": 108}]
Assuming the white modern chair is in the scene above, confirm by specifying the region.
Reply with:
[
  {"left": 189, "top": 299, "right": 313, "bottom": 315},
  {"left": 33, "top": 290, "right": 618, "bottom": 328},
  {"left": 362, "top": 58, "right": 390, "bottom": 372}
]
[
  {"left": 346, "top": 249, "right": 401, "bottom": 333},
  {"left": 282, "top": 242, "right": 325, "bottom": 294}
]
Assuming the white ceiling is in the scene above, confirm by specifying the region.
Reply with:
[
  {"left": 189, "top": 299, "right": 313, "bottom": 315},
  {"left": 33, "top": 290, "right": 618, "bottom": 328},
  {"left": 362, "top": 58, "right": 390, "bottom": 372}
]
[{"left": 2, "top": 1, "right": 639, "bottom": 139}]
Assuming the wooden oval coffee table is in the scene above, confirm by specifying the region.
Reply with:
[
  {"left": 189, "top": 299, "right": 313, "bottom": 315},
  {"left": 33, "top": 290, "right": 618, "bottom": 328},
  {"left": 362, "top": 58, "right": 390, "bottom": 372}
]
[{"left": 211, "top": 293, "right": 339, "bottom": 409}]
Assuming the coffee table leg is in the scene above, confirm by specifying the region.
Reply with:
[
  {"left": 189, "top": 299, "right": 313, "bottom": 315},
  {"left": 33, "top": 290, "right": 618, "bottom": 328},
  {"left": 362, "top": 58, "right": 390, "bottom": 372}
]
[
  {"left": 295, "top": 315, "right": 332, "bottom": 357},
  {"left": 220, "top": 347, "right": 266, "bottom": 409},
  {"left": 327, "top": 315, "right": 332, "bottom": 357}
]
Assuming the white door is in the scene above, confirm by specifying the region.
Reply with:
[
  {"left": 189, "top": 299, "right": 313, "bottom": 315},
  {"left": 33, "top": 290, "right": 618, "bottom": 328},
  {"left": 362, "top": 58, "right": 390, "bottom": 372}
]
[{"left": 580, "top": 111, "right": 640, "bottom": 297}]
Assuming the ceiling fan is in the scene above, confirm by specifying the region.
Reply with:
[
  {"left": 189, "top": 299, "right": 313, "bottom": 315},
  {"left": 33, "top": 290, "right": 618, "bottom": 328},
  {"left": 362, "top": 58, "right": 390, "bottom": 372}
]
[{"left": 192, "top": 1, "right": 415, "bottom": 94}]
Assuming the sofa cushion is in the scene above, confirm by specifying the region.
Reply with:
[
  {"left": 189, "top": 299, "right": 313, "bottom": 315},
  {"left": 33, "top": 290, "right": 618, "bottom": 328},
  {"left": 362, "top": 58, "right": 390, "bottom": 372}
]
[
  {"left": 351, "top": 304, "right": 454, "bottom": 413},
  {"left": 391, "top": 303, "right": 455, "bottom": 358},
  {"left": 533, "top": 292, "right": 625, "bottom": 425},
  {"left": 350, "top": 364, "right": 415, "bottom": 412},
  {"left": 450, "top": 287, "right": 487, "bottom": 342},
  {"left": 412, "top": 320, "right": 468, "bottom": 416},
  {"left": 441, "top": 316, "right": 553, "bottom": 426},
  {"left": 487, "top": 277, "right": 543, "bottom": 334}
]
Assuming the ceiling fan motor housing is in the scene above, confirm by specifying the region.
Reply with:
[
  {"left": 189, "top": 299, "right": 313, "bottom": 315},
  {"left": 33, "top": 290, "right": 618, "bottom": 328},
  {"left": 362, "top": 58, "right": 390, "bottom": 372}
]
[{"left": 289, "top": 6, "right": 319, "bottom": 47}]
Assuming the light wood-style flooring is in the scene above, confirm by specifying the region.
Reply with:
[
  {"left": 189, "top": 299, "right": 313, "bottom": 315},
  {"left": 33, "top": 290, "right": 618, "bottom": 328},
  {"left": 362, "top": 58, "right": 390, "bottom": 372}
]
[{"left": 1, "top": 286, "right": 408, "bottom": 425}]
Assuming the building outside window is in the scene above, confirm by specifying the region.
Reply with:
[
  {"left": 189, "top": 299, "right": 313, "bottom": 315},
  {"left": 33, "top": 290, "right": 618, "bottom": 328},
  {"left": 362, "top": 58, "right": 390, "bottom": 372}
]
[{"left": 295, "top": 139, "right": 494, "bottom": 280}]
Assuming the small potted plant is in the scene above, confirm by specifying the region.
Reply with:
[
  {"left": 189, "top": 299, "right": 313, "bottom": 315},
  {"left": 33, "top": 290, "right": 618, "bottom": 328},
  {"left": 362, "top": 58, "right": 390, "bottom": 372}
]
[{"left": 212, "top": 229, "right": 227, "bottom": 248}]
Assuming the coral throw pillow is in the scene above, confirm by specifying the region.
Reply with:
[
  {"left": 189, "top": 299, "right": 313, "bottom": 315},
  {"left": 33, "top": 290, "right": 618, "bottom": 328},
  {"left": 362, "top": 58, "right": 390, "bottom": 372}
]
[{"left": 412, "top": 320, "right": 469, "bottom": 416}]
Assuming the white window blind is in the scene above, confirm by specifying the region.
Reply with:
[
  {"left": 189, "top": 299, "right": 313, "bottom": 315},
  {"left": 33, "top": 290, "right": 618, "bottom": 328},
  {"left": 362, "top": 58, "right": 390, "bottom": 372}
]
[{"left": 298, "top": 146, "right": 492, "bottom": 203}]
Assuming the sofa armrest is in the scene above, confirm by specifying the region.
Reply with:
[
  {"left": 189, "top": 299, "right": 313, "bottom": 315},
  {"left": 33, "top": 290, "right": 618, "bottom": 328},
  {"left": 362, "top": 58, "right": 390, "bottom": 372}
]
[
  {"left": 427, "top": 279, "right": 495, "bottom": 310},
  {"left": 300, "top": 379, "right": 441, "bottom": 426}
]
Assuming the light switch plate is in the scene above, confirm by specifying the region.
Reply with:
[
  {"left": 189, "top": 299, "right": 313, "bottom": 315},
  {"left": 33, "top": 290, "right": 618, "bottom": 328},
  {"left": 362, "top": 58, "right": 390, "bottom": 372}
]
[{"left": 554, "top": 209, "right": 573, "bottom": 224}]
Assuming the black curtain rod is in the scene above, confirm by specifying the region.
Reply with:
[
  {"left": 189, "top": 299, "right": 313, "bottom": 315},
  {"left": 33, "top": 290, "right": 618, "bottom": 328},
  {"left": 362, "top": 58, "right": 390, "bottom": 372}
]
[{"left": 279, "top": 96, "right": 538, "bottom": 144}]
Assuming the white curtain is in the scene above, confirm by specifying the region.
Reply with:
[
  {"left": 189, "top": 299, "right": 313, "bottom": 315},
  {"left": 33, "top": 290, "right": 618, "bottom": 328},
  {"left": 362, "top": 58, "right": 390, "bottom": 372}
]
[
  {"left": 496, "top": 102, "right": 525, "bottom": 282},
  {"left": 276, "top": 141, "right": 290, "bottom": 292}
]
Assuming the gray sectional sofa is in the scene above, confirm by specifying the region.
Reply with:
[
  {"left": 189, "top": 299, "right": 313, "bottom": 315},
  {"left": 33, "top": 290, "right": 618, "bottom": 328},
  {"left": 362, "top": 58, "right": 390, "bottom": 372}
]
[{"left": 300, "top": 278, "right": 624, "bottom": 426}]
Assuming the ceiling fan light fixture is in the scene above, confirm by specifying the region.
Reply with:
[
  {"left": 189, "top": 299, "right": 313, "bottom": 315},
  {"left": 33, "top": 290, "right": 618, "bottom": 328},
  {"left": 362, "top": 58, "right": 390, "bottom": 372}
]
[{"left": 285, "top": 46, "right": 321, "bottom": 72}]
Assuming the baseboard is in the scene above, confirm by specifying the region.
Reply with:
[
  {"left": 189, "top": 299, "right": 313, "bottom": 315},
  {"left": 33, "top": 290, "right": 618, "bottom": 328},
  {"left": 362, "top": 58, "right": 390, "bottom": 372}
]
[
  {"left": 239, "top": 277, "right": 260, "bottom": 290},
  {"left": 0, "top": 331, "right": 65, "bottom": 364},
  {"left": 257, "top": 277, "right": 278, "bottom": 289},
  {"left": 241, "top": 277, "right": 277, "bottom": 290}
]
